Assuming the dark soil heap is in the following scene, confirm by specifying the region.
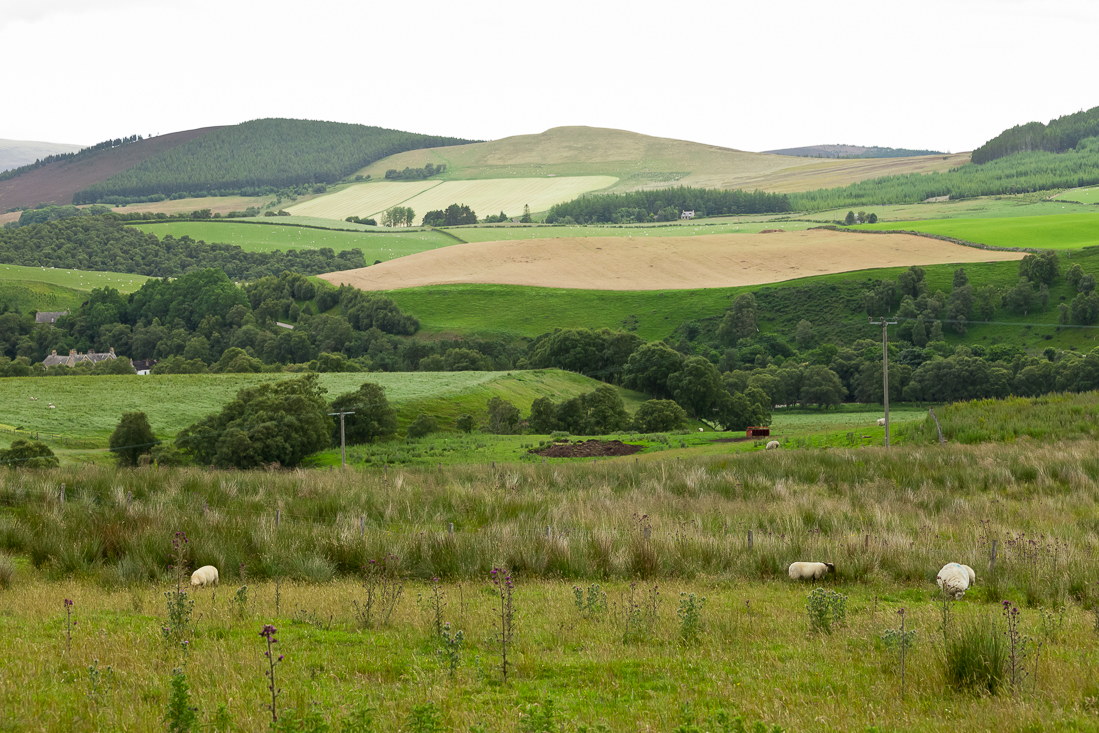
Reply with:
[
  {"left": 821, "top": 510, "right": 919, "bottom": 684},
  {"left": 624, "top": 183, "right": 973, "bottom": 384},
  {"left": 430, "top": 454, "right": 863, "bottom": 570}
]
[{"left": 531, "top": 440, "right": 643, "bottom": 458}]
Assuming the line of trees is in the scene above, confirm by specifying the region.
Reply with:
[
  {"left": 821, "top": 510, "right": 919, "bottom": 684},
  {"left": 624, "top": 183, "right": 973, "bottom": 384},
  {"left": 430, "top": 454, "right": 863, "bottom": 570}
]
[
  {"left": 384, "top": 163, "right": 445, "bottom": 180},
  {"left": 73, "top": 119, "right": 476, "bottom": 204},
  {"left": 0, "top": 216, "right": 366, "bottom": 279},
  {"left": 423, "top": 204, "right": 477, "bottom": 226},
  {"left": 544, "top": 186, "right": 791, "bottom": 224}
]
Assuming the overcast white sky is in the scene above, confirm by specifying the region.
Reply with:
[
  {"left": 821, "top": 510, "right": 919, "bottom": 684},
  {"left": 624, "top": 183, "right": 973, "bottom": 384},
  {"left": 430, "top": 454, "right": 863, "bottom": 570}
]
[{"left": 1, "top": 0, "right": 1095, "bottom": 153}]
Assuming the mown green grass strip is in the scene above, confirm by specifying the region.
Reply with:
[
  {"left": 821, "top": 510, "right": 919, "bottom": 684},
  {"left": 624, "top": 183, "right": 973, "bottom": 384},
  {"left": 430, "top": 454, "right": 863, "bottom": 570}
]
[
  {"left": 128, "top": 221, "right": 456, "bottom": 260},
  {"left": 857, "top": 212, "right": 1099, "bottom": 250}
]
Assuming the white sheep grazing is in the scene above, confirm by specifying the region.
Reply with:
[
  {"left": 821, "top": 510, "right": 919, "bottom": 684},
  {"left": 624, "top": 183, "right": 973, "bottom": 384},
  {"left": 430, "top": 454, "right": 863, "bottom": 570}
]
[
  {"left": 190, "top": 565, "right": 219, "bottom": 587},
  {"left": 788, "top": 561, "right": 836, "bottom": 580},
  {"left": 765, "top": 440, "right": 780, "bottom": 450},
  {"left": 937, "top": 563, "right": 975, "bottom": 599},
  {"left": 877, "top": 418, "right": 886, "bottom": 426}
]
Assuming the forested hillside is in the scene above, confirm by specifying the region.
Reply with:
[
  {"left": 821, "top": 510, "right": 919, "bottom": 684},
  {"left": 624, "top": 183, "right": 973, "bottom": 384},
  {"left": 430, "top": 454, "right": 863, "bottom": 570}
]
[
  {"left": 0, "top": 216, "right": 365, "bottom": 279},
  {"left": 787, "top": 137, "right": 1099, "bottom": 210},
  {"left": 972, "top": 105, "right": 1099, "bottom": 164},
  {"left": 73, "top": 119, "right": 477, "bottom": 204}
]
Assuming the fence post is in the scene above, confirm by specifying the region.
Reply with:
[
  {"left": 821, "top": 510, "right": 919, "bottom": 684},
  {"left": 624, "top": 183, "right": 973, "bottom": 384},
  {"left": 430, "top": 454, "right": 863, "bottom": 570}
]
[
  {"left": 748, "top": 530, "right": 753, "bottom": 549},
  {"left": 276, "top": 509, "right": 281, "bottom": 528},
  {"left": 360, "top": 515, "right": 365, "bottom": 536},
  {"left": 126, "top": 491, "right": 132, "bottom": 508},
  {"left": 865, "top": 534, "right": 870, "bottom": 550},
  {"left": 643, "top": 526, "right": 651, "bottom": 540},
  {"left": 60, "top": 483, "right": 65, "bottom": 503},
  {"left": 546, "top": 526, "right": 552, "bottom": 539},
  {"left": 989, "top": 539, "right": 998, "bottom": 573},
  {"left": 448, "top": 522, "right": 454, "bottom": 535}
]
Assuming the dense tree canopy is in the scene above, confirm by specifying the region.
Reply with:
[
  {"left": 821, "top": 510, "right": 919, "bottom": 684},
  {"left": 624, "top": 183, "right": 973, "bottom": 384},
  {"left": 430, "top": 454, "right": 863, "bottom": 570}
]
[
  {"left": 0, "top": 216, "right": 365, "bottom": 279},
  {"left": 74, "top": 119, "right": 476, "bottom": 203},
  {"left": 175, "top": 374, "right": 332, "bottom": 468}
]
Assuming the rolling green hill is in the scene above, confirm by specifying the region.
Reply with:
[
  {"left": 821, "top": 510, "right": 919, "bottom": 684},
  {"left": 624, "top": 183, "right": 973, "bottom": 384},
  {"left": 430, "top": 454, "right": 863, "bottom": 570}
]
[
  {"left": 0, "top": 369, "right": 622, "bottom": 443},
  {"left": 352, "top": 126, "right": 966, "bottom": 194}
]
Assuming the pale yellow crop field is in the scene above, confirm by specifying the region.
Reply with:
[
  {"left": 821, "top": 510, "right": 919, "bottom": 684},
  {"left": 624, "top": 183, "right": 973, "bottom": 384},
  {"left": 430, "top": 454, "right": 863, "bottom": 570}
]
[
  {"left": 287, "top": 176, "right": 618, "bottom": 223},
  {"left": 284, "top": 180, "right": 441, "bottom": 220},
  {"left": 321, "top": 229, "right": 1025, "bottom": 292}
]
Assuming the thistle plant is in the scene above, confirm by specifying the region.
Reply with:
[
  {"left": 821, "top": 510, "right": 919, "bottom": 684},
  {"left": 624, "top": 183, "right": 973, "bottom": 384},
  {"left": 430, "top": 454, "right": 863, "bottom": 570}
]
[
  {"left": 881, "top": 608, "right": 917, "bottom": 700},
  {"left": 1003, "top": 600, "right": 1037, "bottom": 693},
  {"left": 352, "top": 555, "right": 404, "bottom": 628},
  {"left": 85, "top": 658, "right": 113, "bottom": 704},
  {"left": 260, "top": 624, "right": 283, "bottom": 724},
  {"left": 437, "top": 622, "right": 464, "bottom": 678},
  {"left": 677, "top": 592, "right": 705, "bottom": 645},
  {"left": 164, "top": 666, "right": 198, "bottom": 733},
  {"left": 234, "top": 585, "right": 249, "bottom": 620},
  {"left": 490, "top": 567, "right": 515, "bottom": 684},
  {"left": 425, "top": 577, "right": 445, "bottom": 638},
  {"left": 163, "top": 532, "right": 193, "bottom": 643},
  {"left": 572, "top": 583, "right": 607, "bottom": 620},
  {"left": 806, "top": 587, "right": 846, "bottom": 634},
  {"left": 63, "top": 598, "right": 75, "bottom": 655}
]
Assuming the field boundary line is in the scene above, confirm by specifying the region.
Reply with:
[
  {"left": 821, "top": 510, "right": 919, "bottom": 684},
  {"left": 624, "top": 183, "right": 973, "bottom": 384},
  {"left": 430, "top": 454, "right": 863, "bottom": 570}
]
[{"left": 816, "top": 225, "right": 1050, "bottom": 254}]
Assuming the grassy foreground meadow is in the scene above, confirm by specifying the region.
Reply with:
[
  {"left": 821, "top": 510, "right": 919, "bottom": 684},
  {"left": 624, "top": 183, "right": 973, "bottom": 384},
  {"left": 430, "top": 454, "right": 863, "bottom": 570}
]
[{"left": 3, "top": 431, "right": 1099, "bottom": 731}]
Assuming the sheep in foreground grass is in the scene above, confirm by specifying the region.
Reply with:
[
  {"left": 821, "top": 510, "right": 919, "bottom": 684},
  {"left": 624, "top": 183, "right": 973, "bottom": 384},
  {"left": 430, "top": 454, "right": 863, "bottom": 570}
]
[
  {"left": 937, "top": 562, "right": 975, "bottom": 599},
  {"left": 789, "top": 561, "right": 835, "bottom": 580},
  {"left": 765, "top": 440, "right": 780, "bottom": 450},
  {"left": 191, "top": 565, "right": 219, "bottom": 587},
  {"left": 877, "top": 418, "right": 886, "bottom": 426}
]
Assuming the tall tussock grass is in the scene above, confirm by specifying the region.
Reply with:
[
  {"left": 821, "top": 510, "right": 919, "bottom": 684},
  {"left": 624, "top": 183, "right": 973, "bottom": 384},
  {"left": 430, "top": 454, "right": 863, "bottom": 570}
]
[{"left": 1, "top": 439, "right": 1098, "bottom": 603}]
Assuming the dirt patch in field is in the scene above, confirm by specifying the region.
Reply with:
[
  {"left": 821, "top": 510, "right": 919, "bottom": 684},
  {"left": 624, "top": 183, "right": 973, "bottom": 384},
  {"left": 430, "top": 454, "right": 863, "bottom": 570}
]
[
  {"left": 320, "top": 229, "right": 1024, "bottom": 292},
  {"left": 532, "top": 440, "right": 643, "bottom": 458},
  {"left": 710, "top": 436, "right": 754, "bottom": 444}
]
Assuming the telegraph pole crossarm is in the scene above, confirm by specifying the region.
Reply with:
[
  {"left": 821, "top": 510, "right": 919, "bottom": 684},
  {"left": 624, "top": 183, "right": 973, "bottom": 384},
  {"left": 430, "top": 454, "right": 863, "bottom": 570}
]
[
  {"left": 868, "top": 317, "right": 898, "bottom": 448},
  {"left": 327, "top": 410, "right": 355, "bottom": 468}
]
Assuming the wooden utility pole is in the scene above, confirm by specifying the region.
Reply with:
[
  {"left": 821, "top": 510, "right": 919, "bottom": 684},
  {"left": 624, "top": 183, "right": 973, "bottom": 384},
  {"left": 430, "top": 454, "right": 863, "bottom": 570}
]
[
  {"left": 327, "top": 410, "right": 355, "bottom": 468},
  {"left": 869, "top": 317, "right": 898, "bottom": 448}
]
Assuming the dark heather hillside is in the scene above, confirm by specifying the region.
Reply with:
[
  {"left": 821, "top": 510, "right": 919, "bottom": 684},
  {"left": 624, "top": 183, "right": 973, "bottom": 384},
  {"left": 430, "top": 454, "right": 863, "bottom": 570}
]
[
  {"left": 0, "top": 128, "right": 222, "bottom": 211},
  {"left": 74, "top": 119, "right": 478, "bottom": 203}
]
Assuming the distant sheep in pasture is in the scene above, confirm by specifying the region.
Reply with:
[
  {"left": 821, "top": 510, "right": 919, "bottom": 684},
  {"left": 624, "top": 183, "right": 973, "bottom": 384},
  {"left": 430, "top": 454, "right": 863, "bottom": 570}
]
[
  {"left": 877, "top": 418, "right": 886, "bottom": 426},
  {"left": 698, "top": 428, "right": 704, "bottom": 432},
  {"left": 765, "top": 440, "right": 780, "bottom": 450},
  {"left": 191, "top": 565, "right": 219, "bottom": 587},
  {"left": 937, "top": 563, "right": 975, "bottom": 600},
  {"left": 789, "top": 561, "right": 835, "bottom": 580}
]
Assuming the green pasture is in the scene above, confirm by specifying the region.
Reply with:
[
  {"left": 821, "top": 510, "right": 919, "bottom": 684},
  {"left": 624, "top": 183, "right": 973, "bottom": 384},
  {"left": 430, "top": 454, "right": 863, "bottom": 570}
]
[
  {"left": 0, "top": 280, "right": 83, "bottom": 314},
  {"left": 805, "top": 196, "right": 1083, "bottom": 224},
  {"left": 0, "top": 369, "right": 615, "bottom": 446},
  {"left": 1055, "top": 186, "right": 1099, "bottom": 204},
  {"left": 128, "top": 221, "right": 456, "bottom": 261},
  {"left": 0, "top": 263, "right": 151, "bottom": 293},
  {"left": 857, "top": 212, "right": 1099, "bottom": 250},
  {"left": 312, "top": 403, "right": 926, "bottom": 468}
]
